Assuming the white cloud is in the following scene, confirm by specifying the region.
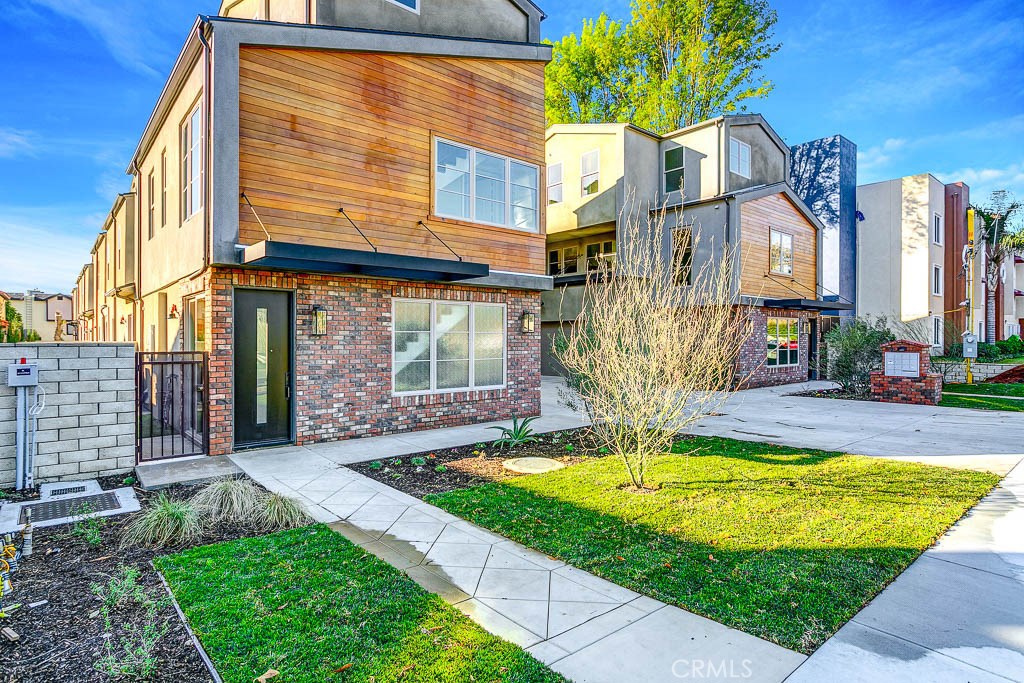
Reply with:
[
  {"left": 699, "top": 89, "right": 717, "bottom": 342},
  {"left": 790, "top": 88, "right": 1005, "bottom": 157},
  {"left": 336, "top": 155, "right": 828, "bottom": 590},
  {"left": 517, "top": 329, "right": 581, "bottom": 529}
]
[
  {"left": 938, "top": 164, "right": 1024, "bottom": 205},
  {"left": 857, "top": 138, "right": 906, "bottom": 176},
  {"left": 0, "top": 206, "right": 99, "bottom": 294},
  {"left": 0, "top": 128, "right": 34, "bottom": 158}
]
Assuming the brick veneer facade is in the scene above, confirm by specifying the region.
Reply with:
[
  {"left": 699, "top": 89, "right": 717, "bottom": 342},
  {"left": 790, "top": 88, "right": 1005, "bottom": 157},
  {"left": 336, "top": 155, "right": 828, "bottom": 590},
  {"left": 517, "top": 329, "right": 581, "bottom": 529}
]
[
  {"left": 736, "top": 307, "right": 819, "bottom": 388},
  {"left": 201, "top": 268, "right": 541, "bottom": 455},
  {"left": 870, "top": 340, "right": 942, "bottom": 405}
]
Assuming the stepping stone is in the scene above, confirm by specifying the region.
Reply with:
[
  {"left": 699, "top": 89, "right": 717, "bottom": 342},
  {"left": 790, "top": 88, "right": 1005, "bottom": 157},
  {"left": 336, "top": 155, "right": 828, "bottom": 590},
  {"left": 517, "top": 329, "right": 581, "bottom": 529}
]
[{"left": 503, "top": 457, "right": 565, "bottom": 474}]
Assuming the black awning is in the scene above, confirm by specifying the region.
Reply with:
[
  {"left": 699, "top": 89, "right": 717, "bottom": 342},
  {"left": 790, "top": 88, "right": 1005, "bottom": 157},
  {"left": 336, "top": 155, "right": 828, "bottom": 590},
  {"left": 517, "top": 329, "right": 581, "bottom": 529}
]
[
  {"left": 763, "top": 298, "right": 855, "bottom": 312},
  {"left": 240, "top": 241, "right": 489, "bottom": 282}
]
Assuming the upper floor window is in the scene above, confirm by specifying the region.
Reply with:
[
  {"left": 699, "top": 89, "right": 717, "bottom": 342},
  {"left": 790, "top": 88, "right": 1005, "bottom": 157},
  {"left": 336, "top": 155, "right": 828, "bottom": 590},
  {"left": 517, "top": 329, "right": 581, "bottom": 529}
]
[
  {"left": 586, "top": 240, "right": 616, "bottom": 271},
  {"left": 547, "top": 163, "right": 563, "bottom": 204},
  {"left": 769, "top": 229, "right": 794, "bottom": 276},
  {"left": 933, "top": 316, "right": 943, "bottom": 347},
  {"left": 581, "top": 150, "right": 600, "bottom": 196},
  {"left": 147, "top": 171, "right": 156, "bottom": 239},
  {"left": 932, "top": 264, "right": 943, "bottom": 296},
  {"left": 664, "top": 146, "right": 685, "bottom": 194},
  {"left": 933, "top": 213, "right": 943, "bottom": 245},
  {"left": 672, "top": 228, "right": 693, "bottom": 286},
  {"left": 160, "top": 150, "right": 168, "bottom": 228},
  {"left": 385, "top": 0, "right": 420, "bottom": 12},
  {"left": 181, "top": 104, "right": 203, "bottom": 222},
  {"left": 434, "top": 138, "right": 539, "bottom": 232},
  {"left": 730, "top": 138, "right": 751, "bottom": 179},
  {"left": 548, "top": 245, "right": 579, "bottom": 276}
]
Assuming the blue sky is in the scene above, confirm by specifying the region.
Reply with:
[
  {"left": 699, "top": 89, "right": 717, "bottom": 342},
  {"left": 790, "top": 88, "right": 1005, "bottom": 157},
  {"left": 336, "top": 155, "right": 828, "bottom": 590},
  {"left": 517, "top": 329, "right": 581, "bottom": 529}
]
[{"left": 1, "top": 0, "right": 1021, "bottom": 293}]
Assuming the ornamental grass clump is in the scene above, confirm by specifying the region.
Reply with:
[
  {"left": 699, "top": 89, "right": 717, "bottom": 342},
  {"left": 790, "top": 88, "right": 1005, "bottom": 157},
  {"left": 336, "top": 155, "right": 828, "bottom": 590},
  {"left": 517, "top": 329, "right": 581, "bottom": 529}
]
[
  {"left": 191, "top": 477, "right": 263, "bottom": 523},
  {"left": 253, "top": 493, "right": 313, "bottom": 532},
  {"left": 119, "top": 493, "right": 204, "bottom": 549}
]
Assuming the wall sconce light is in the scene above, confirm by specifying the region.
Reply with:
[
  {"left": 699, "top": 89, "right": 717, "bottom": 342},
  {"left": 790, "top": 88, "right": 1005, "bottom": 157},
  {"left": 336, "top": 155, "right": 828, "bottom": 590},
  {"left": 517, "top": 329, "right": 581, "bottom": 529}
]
[
  {"left": 800, "top": 320, "right": 811, "bottom": 336},
  {"left": 119, "top": 316, "right": 126, "bottom": 325},
  {"left": 520, "top": 311, "right": 536, "bottom": 334},
  {"left": 168, "top": 304, "right": 179, "bottom": 320},
  {"left": 311, "top": 305, "right": 328, "bottom": 336}
]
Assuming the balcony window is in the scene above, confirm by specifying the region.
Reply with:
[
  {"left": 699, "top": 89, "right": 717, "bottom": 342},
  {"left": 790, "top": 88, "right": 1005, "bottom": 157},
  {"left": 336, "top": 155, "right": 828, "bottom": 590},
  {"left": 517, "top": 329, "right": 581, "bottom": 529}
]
[
  {"left": 664, "top": 146, "right": 685, "bottom": 194},
  {"left": 581, "top": 150, "right": 599, "bottom": 196},
  {"left": 548, "top": 246, "right": 580, "bottom": 275},
  {"left": 730, "top": 138, "right": 751, "bottom": 179},
  {"left": 770, "top": 229, "right": 794, "bottom": 276},
  {"left": 586, "top": 240, "right": 616, "bottom": 271},
  {"left": 434, "top": 138, "right": 539, "bottom": 232}
]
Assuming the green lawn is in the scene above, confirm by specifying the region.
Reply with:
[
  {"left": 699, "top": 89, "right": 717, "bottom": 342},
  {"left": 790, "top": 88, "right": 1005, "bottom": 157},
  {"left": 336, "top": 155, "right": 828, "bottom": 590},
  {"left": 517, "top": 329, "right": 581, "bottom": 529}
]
[
  {"left": 940, "top": 394, "right": 1024, "bottom": 412},
  {"left": 155, "top": 526, "right": 566, "bottom": 683},
  {"left": 428, "top": 437, "right": 998, "bottom": 653},
  {"left": 999, "top": 356, "right": 1024, "bottom": 365},
  {"left": 944, "top": 382, "right": 1024, "bottom": 398}
]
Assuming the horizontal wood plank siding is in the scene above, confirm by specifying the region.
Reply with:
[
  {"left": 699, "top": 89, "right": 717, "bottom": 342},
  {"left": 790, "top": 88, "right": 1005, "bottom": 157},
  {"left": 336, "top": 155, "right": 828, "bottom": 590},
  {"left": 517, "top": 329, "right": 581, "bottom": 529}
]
[
  {"left": 739, "top": 193, "right": 818, "bottom": 299},
  {"left": 237, "top": 47, "right": 547, "bottom": 274}
]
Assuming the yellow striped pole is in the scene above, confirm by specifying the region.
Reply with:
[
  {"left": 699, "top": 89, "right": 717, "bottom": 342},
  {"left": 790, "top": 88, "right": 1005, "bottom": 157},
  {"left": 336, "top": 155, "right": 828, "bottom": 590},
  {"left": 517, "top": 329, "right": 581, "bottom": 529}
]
[{"left": 966, "top": 209, "right": 975, "bottom": 385}]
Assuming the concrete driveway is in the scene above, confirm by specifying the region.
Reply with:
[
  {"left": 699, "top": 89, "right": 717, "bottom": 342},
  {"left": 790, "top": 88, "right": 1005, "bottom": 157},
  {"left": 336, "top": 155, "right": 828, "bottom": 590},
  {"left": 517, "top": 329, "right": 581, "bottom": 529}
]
[{"left": 687, "top": 381, "right": 1024, "bottom": 475}]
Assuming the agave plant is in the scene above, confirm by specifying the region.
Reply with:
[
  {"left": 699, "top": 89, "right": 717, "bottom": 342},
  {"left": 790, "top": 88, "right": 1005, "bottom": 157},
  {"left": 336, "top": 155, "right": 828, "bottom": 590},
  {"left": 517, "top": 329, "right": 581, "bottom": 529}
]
[{"left": 489, "top": 415, "right": 540, "bottom": 449}]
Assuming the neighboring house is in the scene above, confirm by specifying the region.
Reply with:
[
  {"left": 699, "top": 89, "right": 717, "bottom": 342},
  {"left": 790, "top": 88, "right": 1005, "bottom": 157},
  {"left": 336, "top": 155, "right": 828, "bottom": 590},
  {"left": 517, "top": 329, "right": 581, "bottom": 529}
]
[
  {"left": 71, "top": 0, "right": 552, "bottom": 455},
  {"left": 543, "top": 115, "right": 847, "bottom": 387},
  {"left": 789, "top": 135, "right": 858, "bottom": 324},
  {"left": 73, "top": 263, "right": 96, "bottom": 340},
  {"left": 0, "top": 290, "right": 9, "bottom": 341},
  {"left": 75, "top": 194, "right": 137, "bottom": 344},
  {"left": 4, "top": 291, "right": 74, "bottom": 341},
  {"left": 856, "top": 174, "right": 986, "bottom": 351}
]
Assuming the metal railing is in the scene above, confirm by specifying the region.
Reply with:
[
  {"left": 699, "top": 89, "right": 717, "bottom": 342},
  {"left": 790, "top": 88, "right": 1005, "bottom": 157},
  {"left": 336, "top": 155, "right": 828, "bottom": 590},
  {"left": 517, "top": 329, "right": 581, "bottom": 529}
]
[{"left": 136, "top": 352, "right": 208, "bottom": 463}]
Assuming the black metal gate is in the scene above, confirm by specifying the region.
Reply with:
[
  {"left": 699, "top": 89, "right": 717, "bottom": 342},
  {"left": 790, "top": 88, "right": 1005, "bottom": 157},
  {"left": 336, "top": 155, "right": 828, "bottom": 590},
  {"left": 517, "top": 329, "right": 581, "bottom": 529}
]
[{"left": 136, "top": 352, "right": 209, "bottom": 463}]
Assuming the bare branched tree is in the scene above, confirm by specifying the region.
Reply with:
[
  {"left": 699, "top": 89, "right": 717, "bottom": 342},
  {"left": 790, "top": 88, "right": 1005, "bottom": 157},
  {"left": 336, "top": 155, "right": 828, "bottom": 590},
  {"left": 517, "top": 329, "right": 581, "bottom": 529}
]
[{"left": 555, "top": 204, "right": 751, "bottom": 490}]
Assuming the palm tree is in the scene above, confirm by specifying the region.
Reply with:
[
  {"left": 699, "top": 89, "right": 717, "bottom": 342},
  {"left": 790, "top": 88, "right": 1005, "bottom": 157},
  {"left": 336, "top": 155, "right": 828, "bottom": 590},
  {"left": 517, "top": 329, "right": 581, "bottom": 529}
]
[{"left": 973, "top": 191, "right": 1023, "bottom": 343}]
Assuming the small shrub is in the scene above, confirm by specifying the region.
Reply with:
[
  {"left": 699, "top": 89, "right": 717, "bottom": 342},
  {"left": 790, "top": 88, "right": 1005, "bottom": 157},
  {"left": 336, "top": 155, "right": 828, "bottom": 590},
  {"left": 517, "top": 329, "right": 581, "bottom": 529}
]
[
  {"left": 978, "top": 342, "right": 1001, "bottom": 360},
  {"left": 411, "top": 457, "right": 427, "bottom": 467},
  {"left": 564, "top": 443, "right": 575, "bottom": 452},
  {"left": 434, "top": 465, "right": 448, "bottom": 474},
  {"left": 95, "top": 618, "right": 168, "bottom": 680},
  {"left": 489, "top": 415, "right": 540, "bottom": 449},
  {"left": 123, "top": 475, "right": 137, "bottom": 486},
  {"left": 72, "top": 503, "right": 107, "bottom": 546},
  {"left": 390, "top": 458, "right": 403, "bottom": 467},
  {"left": 368, "top": 460, "right": 383, "bottom": 471},
  {"left": 92, "top": 565, "right": 148, "bottom": 611},
  {"left": 822, "top": 318, "right": 896, "bottom": 396},
  {"left": 120, "top": 493, "right": 204, "bottom": 549},
  {"left": 191, "top": 477, "right": 262, "bottom": 522},
  {"left": 253, "top": 493, "right": 312, "bottom": 532}
]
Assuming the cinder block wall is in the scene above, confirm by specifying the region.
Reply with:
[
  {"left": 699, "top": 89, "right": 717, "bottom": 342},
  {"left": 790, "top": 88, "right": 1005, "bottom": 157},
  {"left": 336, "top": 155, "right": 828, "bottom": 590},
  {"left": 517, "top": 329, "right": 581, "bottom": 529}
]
[{"left": 0, "top": 343, "right": 136, "bottom": 486}]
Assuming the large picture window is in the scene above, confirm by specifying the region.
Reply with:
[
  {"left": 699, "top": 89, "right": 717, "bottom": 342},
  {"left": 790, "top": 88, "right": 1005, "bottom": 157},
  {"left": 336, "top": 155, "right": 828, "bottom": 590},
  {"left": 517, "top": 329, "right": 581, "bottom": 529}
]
[
  {"left": 393, "top": 300, "right": 506, "bottom": 394},
  {"left": 769, "top": 229, "right": 794, "bottom": 275},
  {"left": 434, "top": 139, "right": 539, "bottom": 232},
  {"left": 767, "top": 317, "right": 799, "bottom": 367},
  {"left": 181, "top": 104, "right": 203, "bottom": 221}
]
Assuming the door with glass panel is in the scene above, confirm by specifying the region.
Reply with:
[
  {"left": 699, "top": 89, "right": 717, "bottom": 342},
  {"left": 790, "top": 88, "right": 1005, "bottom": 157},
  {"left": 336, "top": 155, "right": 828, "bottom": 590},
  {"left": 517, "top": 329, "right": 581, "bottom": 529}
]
[{"left": 234, "top": 290, "right": 292, "bottom": 448}]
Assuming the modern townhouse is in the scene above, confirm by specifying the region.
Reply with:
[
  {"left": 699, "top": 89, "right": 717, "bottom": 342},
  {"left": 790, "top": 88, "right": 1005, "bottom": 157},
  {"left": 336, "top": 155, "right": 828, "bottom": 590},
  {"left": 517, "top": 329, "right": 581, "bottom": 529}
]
[
  {"left": 73, "top": 0, "right": 552, "bottom": 455},
  {"left": 4, "top": 290, "right": 74, "bottom": 341},
  {"left": 542, "top": 115, "right": 847, "bottom": 387},
  {"left": 75, "top": 193, "right": 138, "bottom": 344}
]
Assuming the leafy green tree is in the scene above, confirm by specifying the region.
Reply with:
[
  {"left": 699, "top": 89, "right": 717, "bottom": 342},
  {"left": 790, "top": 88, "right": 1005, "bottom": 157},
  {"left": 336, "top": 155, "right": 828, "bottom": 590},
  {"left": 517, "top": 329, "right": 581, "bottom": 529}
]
[
  {"left": 972, "top": 191, "right": 1023, "bottom": 343},
  {"left": 823, "top": 318, "right": 895, "bottom": 396},
  {"left": 545, "top": 0, "right": 780, "bottom": 133},
  {"left": 3, "top": 301, "right": 22, "bottom": 344}
]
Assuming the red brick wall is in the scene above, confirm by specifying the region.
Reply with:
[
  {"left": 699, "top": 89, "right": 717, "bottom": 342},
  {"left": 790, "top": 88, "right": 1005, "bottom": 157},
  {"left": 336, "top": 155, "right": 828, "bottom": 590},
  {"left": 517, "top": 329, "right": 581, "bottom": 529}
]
[
  {"left": 205, "top": 268, "right": 541, "bottom": 455},
  {"left": 736, "top": 307, "right": 818, "bottom": 388},
  {"left": 869, "top": 340, "right": 942, "bottom": 405}
]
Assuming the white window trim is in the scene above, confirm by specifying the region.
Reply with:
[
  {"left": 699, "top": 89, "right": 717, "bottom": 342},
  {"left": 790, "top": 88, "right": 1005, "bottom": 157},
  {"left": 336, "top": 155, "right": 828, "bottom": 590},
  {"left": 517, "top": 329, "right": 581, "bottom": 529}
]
[
  {"left": 581, "top": 149, "right": 600, "bottom": 196},
  {"left": 547, "top": 162, "right": 563, "bottom": 204},
  {"left": 767, "top": 317, "right": 800, "bottom": 368},
  {"left": 181, "top": 102, "right": 203, "bottom": 223},
  {"left": 730, "top": 138, "right": 751, "bottom": 179},
  {"left": 433, "top": 137, "right": 540, "bottom": 232},
  {"left": 584, "top": 239, "right": 616, "bottom": 271},
  {"left": 932, "top": 315, "right": 944, "bottom": 347},
  {"left": 933, "top": 213, "right": 944, "bottom": 245},
  {"left": 769, "top": 228, "right": 794, "bottom": 276},
  {"left": 392, "top": 299, "right": 508, "bottom": 397},
  {"left": 663, "top": 145, "right": 685, "bottom": 194},
  {"left": 384, "top": 0, "right": 420, "bottom": 13},
  {"left": 932, "top": 264, "right": 944, "bottom": 296}
]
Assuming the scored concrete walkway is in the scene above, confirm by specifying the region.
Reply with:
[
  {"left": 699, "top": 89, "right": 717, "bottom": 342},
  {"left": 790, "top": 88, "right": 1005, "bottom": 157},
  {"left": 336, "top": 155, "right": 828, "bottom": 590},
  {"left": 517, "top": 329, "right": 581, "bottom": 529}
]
[{"left": 230, "top": 445, "right": 805, "bottom": 683}]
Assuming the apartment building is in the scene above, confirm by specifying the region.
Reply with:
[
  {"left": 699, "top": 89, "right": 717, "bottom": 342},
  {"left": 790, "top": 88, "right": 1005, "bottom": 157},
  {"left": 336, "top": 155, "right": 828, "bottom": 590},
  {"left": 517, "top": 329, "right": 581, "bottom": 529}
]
[
  {"left": 4, "top": 290, "right": 74, "bottom": 341},
  {"left": 543, "top": 115, "right": 846, "bottom": 387},
  {"left": 74, "top": 193, "right": 137, "bottom": 343},
  {"left": 72, "top": 0, "right": 551, "bottom": 454}
]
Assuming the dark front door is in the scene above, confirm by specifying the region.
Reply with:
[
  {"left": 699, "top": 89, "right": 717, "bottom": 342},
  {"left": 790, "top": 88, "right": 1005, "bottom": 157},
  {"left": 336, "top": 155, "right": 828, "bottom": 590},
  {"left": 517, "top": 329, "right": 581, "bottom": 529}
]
[{"left": 234, "top": 290, "right": 292, "bottom": 448}]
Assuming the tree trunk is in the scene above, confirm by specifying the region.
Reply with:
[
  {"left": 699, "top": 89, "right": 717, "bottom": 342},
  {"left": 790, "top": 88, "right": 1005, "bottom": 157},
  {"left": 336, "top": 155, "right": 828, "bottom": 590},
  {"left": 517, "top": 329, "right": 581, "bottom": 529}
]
[{"left": 987, "top": 287, "right": 997, "bottom": 344}]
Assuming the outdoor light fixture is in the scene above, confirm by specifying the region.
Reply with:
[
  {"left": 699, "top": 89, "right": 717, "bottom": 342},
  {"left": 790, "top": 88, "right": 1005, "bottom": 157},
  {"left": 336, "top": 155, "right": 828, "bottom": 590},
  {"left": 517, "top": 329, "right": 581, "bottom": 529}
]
[
  {"left": 311, "top": 305, "right": 328, "bottom": 336},
  {"left": 800, "top": 320, "right": 811, "bottom": 336},
  {"left": 168, "top": 304, "right": 179, "bottom": 320},
  {"left": 520, "top": 311, "right": 536, "bottom": 334},
  {"left": 119, "top": 316, "right": 126, "bottom": 325}
]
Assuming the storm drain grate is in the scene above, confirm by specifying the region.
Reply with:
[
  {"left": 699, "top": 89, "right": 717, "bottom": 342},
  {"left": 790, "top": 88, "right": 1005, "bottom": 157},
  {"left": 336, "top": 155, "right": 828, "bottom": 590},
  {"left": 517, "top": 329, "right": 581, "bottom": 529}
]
[
  {"left": 20, "top": 492, "right": 121, "bottom": 524},
  {"left": 48, "top": 485, "right": 89, "bottom": 498}
]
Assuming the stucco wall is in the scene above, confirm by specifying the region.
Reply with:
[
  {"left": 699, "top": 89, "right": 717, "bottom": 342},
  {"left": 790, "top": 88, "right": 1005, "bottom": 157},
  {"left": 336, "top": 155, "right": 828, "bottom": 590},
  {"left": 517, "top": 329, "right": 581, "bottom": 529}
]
[
  {"left": 0, "top": 343, "right": 136, "bottom": 486},
  {"left": 317, "top": 0, "right": 533, "bottom": 43}
]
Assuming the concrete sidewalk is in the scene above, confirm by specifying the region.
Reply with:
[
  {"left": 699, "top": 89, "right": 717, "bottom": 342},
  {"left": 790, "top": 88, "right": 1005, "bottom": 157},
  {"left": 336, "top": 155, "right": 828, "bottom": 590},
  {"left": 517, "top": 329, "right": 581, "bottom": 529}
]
[{"left": 231, "top": 446, "right": 805, "bottom": 683}]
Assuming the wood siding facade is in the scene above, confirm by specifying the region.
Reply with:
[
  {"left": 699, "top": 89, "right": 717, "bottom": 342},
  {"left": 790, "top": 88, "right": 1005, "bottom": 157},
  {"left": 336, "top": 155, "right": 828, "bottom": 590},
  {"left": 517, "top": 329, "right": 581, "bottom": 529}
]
[
  {"left": 739, "top": 193, "right": 818, "bottom": 300},
  {"left": 236, "top": 47, "right": 548, "bottom": 275}
]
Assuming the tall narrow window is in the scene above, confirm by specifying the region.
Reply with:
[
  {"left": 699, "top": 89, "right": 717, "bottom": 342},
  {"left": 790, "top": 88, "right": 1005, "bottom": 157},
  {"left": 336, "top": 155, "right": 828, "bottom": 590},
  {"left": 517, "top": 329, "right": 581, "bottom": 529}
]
[
  {"left": 547, "top": 162, "right": 563, "bottom": 204},
  {"left": 255, "top": 307, "right": 268, "bottom": 424},
  {"left": 770, "top": 229, "right": 794, "bottom": 275},
  {"left": 933, "top": 213, "right": 943, "bottom": 245},
  {"left": 730, "top": 138, "right": 751, "bottom": 179},
  {"left": 933, "top": 316, "right": 943, "bottom": 347},
  {"left": 664, "top": 146, "right": 685, "bottom": 193},
  {"left": 160, "top": 150, "right": 168, "bottom": 227},
  {"left": 672, "top": 229, "right": 693, "bottom": 285},
  {"left": 548, "top": 249, "right": 561, "bottom": 276},
  {"left": 932, "top": 264, "right": 943, "bottom": 295},
  {"left": 147, "top": 171, "right": 156, "bottom": 236},
  {"left": 181, "top": 104, "right": 203, "bottom": 221},
  {"left": 475, "top": 152, "right": 507, "bottom": 226},
  {"left": 561, "top": 245, "right": 579, "bottom": 274},
  {"left": 767, "top": 318, "right": 799, "bottom": 367},
  {"left": 581, "top": 150, "right": 599, "bottom": 196}
]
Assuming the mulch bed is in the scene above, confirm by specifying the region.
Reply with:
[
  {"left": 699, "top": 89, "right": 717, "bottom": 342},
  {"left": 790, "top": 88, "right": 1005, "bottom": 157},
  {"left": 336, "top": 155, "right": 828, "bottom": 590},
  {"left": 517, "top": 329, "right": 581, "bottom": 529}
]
[
  {"left": 349, "top": 428, "right": 599, "bottom": 499},
  {"left": 0, "top": 475, "right": 268, "bottom": 683}
]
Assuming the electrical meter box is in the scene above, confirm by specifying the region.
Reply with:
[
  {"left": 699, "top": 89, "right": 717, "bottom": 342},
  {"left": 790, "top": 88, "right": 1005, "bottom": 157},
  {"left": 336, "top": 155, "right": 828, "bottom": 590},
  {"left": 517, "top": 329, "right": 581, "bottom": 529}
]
[
  {"left": 7, "top": 361, "right": 39, "bottom": 387},
  {"left": 962, "top": 333, "right": 979, "bottom": 359}
]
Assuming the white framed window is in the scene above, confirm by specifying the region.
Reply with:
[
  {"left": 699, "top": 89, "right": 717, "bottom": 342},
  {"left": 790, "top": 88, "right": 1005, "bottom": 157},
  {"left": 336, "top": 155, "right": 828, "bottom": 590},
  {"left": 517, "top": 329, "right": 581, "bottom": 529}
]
[
  {"left": 767, "top": 317, "right": 799, "bottom": 367},
  {"left": 385, "top": 0, "right": 420, "bottom": 12},
  {"left": 933, "top": 213, "right": 943, "bottom": 245},
  {"left": 185, "top": 296, "right": 207, "bottom": 352},
  {"left": 932, "top": 264, "right": 943, "bottom": 295},
  {"left": 548, "top": 245, "right": 579, "bottom": 276},
  {"left": 180, "top": 103, "right": 203, "bottom": 221},
  {"left": 664, "top": 146, "right": 685, "bottom": 193},
  {"left": 393, "top": 300, "right": 507, "bottom": 395},
  {"left": 672, "top": 228, "right": 693, "bottom": 286},
  {"left": 160, "top": 149, "right": 168, "bottom": 228},
  {"left": 146, "top": 171, "right": 155, "bottom": 240},
  {"left": 434, "top": 138, "right": 539, "bottom": 232},
  {"left": 581, "top": 150, "right": 600, "bottom": 196},
  {"left": 547, "top": 162, "right": 563, "bottom": 204},
  {"left": 933, "top": 316, "right": 943, "bottom": 347},
  {"left": 730, "top": 138, "right": 751, "bottom": 179},
  {"left": 770, "top": 229, "right": 794, "bottom": 276},
  {"left": 585, "top": 240, "right": 616, "bottom": 271}
]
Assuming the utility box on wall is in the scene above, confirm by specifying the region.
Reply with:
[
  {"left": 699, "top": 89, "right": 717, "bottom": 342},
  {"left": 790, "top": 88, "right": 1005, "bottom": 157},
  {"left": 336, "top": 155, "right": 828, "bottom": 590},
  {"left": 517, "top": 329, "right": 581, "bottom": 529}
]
[{"left": 870, "top": 340, "right": 942, "bottom": 405}]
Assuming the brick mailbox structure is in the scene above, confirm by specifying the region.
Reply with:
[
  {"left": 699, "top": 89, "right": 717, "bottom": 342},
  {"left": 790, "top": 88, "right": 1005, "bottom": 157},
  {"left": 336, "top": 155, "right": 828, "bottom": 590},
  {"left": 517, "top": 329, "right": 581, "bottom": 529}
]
[{"left": 870, "top": 340, "right": 942, "bottom": 405}]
